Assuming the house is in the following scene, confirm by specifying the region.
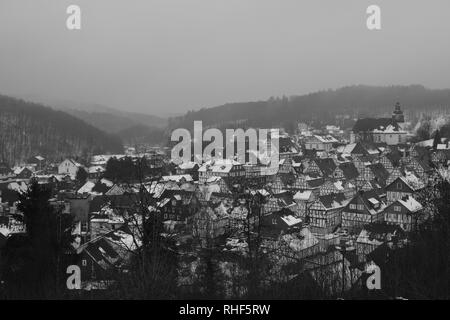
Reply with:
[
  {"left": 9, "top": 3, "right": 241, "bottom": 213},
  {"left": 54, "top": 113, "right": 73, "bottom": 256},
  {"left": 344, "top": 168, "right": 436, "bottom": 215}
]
[
  {"left": 341, "top": 190, "right": 387, "bottom": 234},
  {"left": 13, "top": 166, "right": 33, "bottom": 179},
  {"left": 293, "top": 190, "right": 315, "bottom": 219},
  {"left": 386, "top": 175, "right": 425, "bottom": 204},
  {"left": 379, "top": 152, "right": 402, "bottom": 171},
  {"left": 386, "top": 166, "right": 404, "bottom": 186},
  {"left": 176, "top": 161, "right": 199, "bottom": 180},
  {"left": 332, "top": 162, "right": 359, "bottom": 181},
  {"left": 356, "top": 223, "right": 405, "bottom": 260},
  {"left": 261, "top": 208, "right": 302, "bottom": 238},
  {"left": 352, "top": 155, "right": 373, "bottom": 174},
  {"left": 262, "top": 192, "right": 297, "bottom": 215},
  {"left": 319, "top": 180, "right": 343, "bottom": 196},
  {"left": 76, "top": 228, "right": 139, "bottom": 286},
  {"left": 384, "top": 195, "right": 424, "bottom": 231},
  {"left": 338, "top": 142, "right": 369, "bottom": 157},
  {"left": 351, "top": 103, "right": 407, "bottom": 145},
  {"left": 192, "top": 201, "right": 231, "bottom": 239},
  {"left": 274, "top": 227, "right": 320, "bottom": 260},
  {"left": 88, "top": 166, "right": 105, "bottom": 179},
  {"left": 157, "top": 190, "right": 200, "bottom": 223},
  {"left": 304, "top": 158, "right": 337, "bottom": 178},
  {"left": 403, "top": 158, "right": 433, "bottom": 180},
  {"left": 161, "top": 174, "right": 193, "bottom": 184},
  {"left": 304, "top": 135, "right": 338, "bottom": 152},
  {"left": 360, "top": 163, "right": 390, "bottom": 187},
  {"left": 198, "top": 159, "right": 245, "bottom": 183},
  {"left": 58, "top": 159, "right": 85, "bottom": 178},
  {"left": 308, "top": 192, "right": 348, "bottom": 234}
]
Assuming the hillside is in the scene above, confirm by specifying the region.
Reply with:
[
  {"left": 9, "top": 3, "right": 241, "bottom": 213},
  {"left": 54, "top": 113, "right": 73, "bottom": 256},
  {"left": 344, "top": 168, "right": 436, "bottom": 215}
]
[
  {"left": 0, "top": 95, "right": 123, "bottom": 165},
  {"left": 63, "top": 109, "right": 167, "bottom": 134},
  {"left": 170, "top": 85, "right": 450, "bottom": 130},
  {"left": 117, "top": 125, "right": 166, "bottom": 145},
  {"left": 13, "top": 95, "right": 167, "bottom": 135}
]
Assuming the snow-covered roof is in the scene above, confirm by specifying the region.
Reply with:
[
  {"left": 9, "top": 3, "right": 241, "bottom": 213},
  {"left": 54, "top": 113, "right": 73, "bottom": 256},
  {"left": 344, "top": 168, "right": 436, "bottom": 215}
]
[
  {"left": 100, "top": 178, "right": 114, "bottom": 187},
  {"left": 397, "top": 196, "right": 423, "bottom": 213},
  {"left": 8, "top": 181, "right": 28, "bottom": 193},
  {"left": 161, "top": 175, "right": 193, "bottom": 183},
  {"left": 88, "top": 166, "right": 105, "bottom": 174},
  {"left": 178, "top": 161, "right": 198, "bottom": 170},
  {"left": 293, "top": 190, "right": 313, "bottom": 201},
  {"left": 312, "top": 135, "right": 339, "bottom": 143},
  {"left": 282, "top": 228, "right": 319, "bottom": 251},
  {"left": 77, "top": 181, "right": 96, "bottom": 194},
  {"left": 368, "top": 198, "right": 380, "bottom": 206},
  {"left": 399, "top": 173, "right": 425, "bottom": 191},
  {"left": 280, "top": 215, "right": 302, "bottom": 227},
  {"left": 198, "top": 159, "right": 241, "bottom": 173}
]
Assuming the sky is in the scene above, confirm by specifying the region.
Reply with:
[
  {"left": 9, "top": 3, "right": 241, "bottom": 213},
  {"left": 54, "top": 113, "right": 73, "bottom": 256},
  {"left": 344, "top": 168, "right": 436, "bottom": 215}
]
[{"left": 0, "top": 0, "right": 449, "bottom": 116}]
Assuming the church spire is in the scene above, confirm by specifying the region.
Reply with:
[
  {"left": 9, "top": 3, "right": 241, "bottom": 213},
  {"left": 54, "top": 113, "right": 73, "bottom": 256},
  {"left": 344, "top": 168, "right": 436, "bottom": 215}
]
[{"left": 392, "top": 102, "right": 404, "bottom": 123}]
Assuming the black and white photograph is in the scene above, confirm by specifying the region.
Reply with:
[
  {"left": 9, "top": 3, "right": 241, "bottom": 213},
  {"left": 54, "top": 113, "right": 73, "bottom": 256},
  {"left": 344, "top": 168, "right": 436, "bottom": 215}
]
[{"left": 0, "top": 0, "right": 449, "bottom": 307}]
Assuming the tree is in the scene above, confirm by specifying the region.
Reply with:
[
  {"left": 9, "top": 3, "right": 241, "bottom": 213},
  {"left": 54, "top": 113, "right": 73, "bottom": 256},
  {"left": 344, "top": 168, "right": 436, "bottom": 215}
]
[
  {"left": 372, "top": 180, "right": 450, "bottom": 299},
  {"left": 76, "top": 167, "right": 88, "bottom": 185},
  {"left": 0, "top": 181, "right": 74, "bottom": 298},
  {"left": 432, "top": 130, "right": 441, "bottom": 149},
  {"left": 416, "top": 120, "right": 431, "bottom": 141}
]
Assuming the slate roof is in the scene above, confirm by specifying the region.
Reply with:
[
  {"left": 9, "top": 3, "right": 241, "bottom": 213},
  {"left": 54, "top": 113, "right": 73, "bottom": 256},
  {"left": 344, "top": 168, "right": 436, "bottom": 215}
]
[
  {"left": 314, "top": 158, "right": 337, "bottom": 177},
  {"left": 338, "top": 162, "right": 359, "bottom": 180},
  {"left": 368, "top": 163, "right": 390, "bottom": 184},
  {"left": 318, "top": 192, "right": 348, "bottom": 209},
  {"left": 352, "top": 118, "right": 400, "bottom": 133}
]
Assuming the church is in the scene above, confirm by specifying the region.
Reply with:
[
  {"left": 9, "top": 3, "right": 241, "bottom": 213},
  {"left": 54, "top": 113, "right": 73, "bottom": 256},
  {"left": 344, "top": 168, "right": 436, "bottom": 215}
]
[{"left": 351, "top": 102, "right": 407, "bottom": 145}]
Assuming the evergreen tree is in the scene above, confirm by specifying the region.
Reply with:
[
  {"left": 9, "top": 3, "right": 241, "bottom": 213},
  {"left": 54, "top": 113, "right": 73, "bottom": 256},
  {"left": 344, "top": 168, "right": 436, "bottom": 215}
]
[
  {"left": 432, "top": 129, "right": 441, "bottom": 149},
  {"left": 75, "top": 167, "right": 88, "bottom": 185},
  {"left": 1, "top": 181, "right": 74, "bottom": 298}
]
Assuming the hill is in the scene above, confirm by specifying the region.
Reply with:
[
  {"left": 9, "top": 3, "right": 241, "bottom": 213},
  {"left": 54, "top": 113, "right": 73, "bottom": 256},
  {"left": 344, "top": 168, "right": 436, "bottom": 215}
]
[
  {"left": 0, "top": 95, "right": 123, "bottom": 165},
  {"left": 169, "top": 85, "right": 450, "bottom": 130},
  {"left": 12, "top": 95, "right": 167, "bottom": 135},
  {"left": 117, "top": 124, "right": 166, "bottom": 145},
  {"left": 63, "top": 109, "right": 167, "bottom": 134}
]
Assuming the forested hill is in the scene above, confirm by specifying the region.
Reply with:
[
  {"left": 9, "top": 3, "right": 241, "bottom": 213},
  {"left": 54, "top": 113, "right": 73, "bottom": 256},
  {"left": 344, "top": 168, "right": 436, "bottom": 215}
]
[
  {"left": 169, "top": 85, "right": 450, "bottom": 130},
  {"left": 0, "top": 95, "right": 123, "bottom": 165}
]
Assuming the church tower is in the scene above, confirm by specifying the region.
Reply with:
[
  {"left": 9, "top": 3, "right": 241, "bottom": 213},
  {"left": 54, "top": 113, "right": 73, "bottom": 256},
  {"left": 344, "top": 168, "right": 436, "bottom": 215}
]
[{"left": 392, "top": 102, "right": 404, "bottom": 123}]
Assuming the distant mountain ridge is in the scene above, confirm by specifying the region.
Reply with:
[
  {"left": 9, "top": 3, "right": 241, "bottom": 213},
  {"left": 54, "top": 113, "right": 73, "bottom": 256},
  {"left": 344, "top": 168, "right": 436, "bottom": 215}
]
[
  {"left": 0, "top": 94, "right": 123, "bottom": 165},
  {"left": 170, "top": 85, "right": 450, "bottom": 130},
  {"left": 11, "top": 95, "right": 167, "bottom": 134}
]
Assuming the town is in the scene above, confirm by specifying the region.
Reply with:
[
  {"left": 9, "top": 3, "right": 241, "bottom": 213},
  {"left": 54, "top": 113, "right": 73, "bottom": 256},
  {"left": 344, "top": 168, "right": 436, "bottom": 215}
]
[{"left": 0, "top": 102, "right": 449, "bottom": 299}]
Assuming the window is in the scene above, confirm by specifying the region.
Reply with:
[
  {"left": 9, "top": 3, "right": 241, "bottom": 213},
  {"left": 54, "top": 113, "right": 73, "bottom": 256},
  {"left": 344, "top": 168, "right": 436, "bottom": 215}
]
[
  {"left": 357, "top": 204, "right": 364, "bottom": 211},
  {"left": 350, "top": 204, "right": 356, "bottom": 210},
  {"left": 82, "top": 259, "right": 87, "bottom": 266},
  {"left": 394, "top": 206, "right": 401, "bottom": 212},
  {"left": 272, "top": 218, "right": 277, "bottom": 225},
  {"left": 396, "top": 182, "right": 402, "bottom": 190}
]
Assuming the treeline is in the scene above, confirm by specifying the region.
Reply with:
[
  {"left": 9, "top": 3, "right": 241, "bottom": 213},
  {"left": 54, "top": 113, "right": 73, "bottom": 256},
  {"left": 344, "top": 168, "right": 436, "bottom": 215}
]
[
  {"left": 169, "top": 85, "right": 450, "bottom": 130},
  {"left": 117, "top": 125, "right": 166, "bottom": 145},
  {"left": 0, "top": 95, "right": 123, "bottom": 165},
  {"left": 103, "top": 156, "right": 171, "bottom": 183}
]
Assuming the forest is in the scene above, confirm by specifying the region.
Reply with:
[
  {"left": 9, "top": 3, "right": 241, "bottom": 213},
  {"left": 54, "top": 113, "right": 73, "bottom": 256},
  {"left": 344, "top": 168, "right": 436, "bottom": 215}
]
[
  {"left": 169, "top": 85, "right": 450, "bottom": 131},
  {"left": 0, "top": 95, "right": 123, "bottom": 165}
]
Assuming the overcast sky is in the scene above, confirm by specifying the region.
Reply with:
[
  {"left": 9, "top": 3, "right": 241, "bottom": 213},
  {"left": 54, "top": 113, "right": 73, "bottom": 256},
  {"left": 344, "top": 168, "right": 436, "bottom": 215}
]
[{"left": 0, "top": 0, "right": 449, "bottom": 116}]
